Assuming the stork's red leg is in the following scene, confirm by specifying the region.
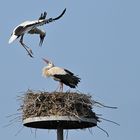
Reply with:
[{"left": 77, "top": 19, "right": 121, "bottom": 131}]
[
  {"left": 54, "top": 84, "right": 59, "bottom": 92},
  {"left": 59, "top": 82, "right": 63, "bottom": 92},
  {"left": 19, "top": 35, "right": 34, "bottom": 58}
]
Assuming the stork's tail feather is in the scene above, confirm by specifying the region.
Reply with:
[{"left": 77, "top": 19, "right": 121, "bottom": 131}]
[
  {"left": 54, "top": 74, "right": 80, "bottom": 89},
  {"left": 63, "top": 75, "right": 81, "bottom": 88}
]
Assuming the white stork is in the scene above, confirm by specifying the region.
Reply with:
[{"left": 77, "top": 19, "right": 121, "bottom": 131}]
[
  {"left": 8, "top": 9, "right": 66, "bottom": 57},
  {"left": 42, "top": 58, "right": 81, "bottom": 92}
]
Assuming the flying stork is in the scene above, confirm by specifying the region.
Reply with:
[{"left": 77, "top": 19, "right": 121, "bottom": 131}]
[
  {"left": 42, "top": 58, "right": 81, "bottom": 92},
  {"left": 8, "top": 8, "right": 66, "bottom": 57}
]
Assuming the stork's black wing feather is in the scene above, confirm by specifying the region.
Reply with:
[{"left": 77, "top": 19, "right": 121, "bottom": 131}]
[
  {"left": 64, "top": 69, "right": 74, "bottom": 75},
  {"left": 14, "top": 26, "right": 25, "bottom": 36},
  {"left": 54, "top": 74, "right": 80, "bottom": 88}
]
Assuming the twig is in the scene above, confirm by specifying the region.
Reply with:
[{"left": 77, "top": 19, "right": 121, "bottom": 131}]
[
  {"left": 96, "top": 126, "right": 109, "bottom": 137},
  {"left": 14, "top": 126, "right": 24, "bottom": 136},
  {"left": 99, "top": 117, "right": 120, "bottom": 126},
  {"left": 94, "top": 101, "right": 117, "bottom": 109}
]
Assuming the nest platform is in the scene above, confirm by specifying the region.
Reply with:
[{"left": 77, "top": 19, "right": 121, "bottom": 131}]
[
  {"left": 23, "top": 116, "right": 97, "bottom": 129},
  {"left": 20, "top": 90, "right": 99, "bottom": 129}
]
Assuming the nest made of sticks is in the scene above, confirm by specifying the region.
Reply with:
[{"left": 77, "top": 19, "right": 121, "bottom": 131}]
[{"left": 19, "top": 90, "right": 99, "bottom": 121}]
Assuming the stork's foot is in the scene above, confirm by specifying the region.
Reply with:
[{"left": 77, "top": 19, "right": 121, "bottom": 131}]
[
  {"left": 27, "top": 48, "right": 34, "bottom": 58},
  {"left": 53, "top": 88, "right": 58, "bottom": 92},
  {"left": 59, "top": 87, "right": 63, "bottom": 92},
  {"left": 20, "top": 42, "right": 34, "bottom": 58},
  {"left": 53, "top": 84, "right": 63, "bottom": 92},
  {"left": 59, "top": 83, "right": 63, "bottom": 92},
  {"left": 53, "top": 86, "right": 61, "bottom": 92},
  {"left": 23, "top": 47, "right": 34, "bottom": 58}
]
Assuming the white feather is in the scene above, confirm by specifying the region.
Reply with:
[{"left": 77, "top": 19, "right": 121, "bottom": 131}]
[
  {"left": 42, "top": 66, "right": 67, "bottom": 78},
  {"left": 48, "top": 67, "right": 67, "bottom": 75},
  {"left": 8, "top": 34, "right": 18, "bottom": 44}
]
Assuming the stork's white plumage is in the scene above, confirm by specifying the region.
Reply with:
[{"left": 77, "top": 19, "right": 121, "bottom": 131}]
[
  {"left": 9, "top": 9, "right": 66, "bottom": 57},
  {"left": 42, "top": 58, "right": 81, "bottom": 92}
]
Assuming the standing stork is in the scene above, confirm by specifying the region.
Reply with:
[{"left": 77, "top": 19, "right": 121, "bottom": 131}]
[
  {"left": 8, "top": 8, "right": 66, "bottom": 57},
  {"left": 42, "top": 58, "right": 81, "bottom": 92}
]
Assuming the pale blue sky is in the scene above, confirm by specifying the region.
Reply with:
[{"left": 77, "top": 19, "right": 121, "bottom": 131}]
[{"left": 0, "top": 0, "right": 140, "bottom": 139}]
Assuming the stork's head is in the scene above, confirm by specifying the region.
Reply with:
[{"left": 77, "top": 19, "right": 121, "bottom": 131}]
[{"left": 42, "top": 58, "right": 54, "bottom": 68}]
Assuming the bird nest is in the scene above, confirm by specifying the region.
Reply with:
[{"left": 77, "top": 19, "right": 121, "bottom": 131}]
[{"left": 19, "top": 90, "right": 99, "bottom": 121}]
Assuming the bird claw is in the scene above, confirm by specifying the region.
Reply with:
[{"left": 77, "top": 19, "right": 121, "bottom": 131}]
[
  {"left": 29, "top": 48, "right": 33, "bottom": 55},
  {"left": 39, "top": 11, "right": 47, "bottom": 20},
  {"left": 39, "top": 33, "right": 46, "bottom": 46},
  {"left": 39, "top": 39, "right": 44, "bottom": 46},
  {"left": 39, "top": 40, "right": 43, "bottom": 46},
  {"left": 27, "top": 48, "right": 34, "bottom": 58}
]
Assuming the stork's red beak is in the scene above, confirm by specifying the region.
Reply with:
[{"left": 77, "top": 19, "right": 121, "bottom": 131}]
[{"left": 42, "top": 58, "right": 49, "bottom": 64}]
